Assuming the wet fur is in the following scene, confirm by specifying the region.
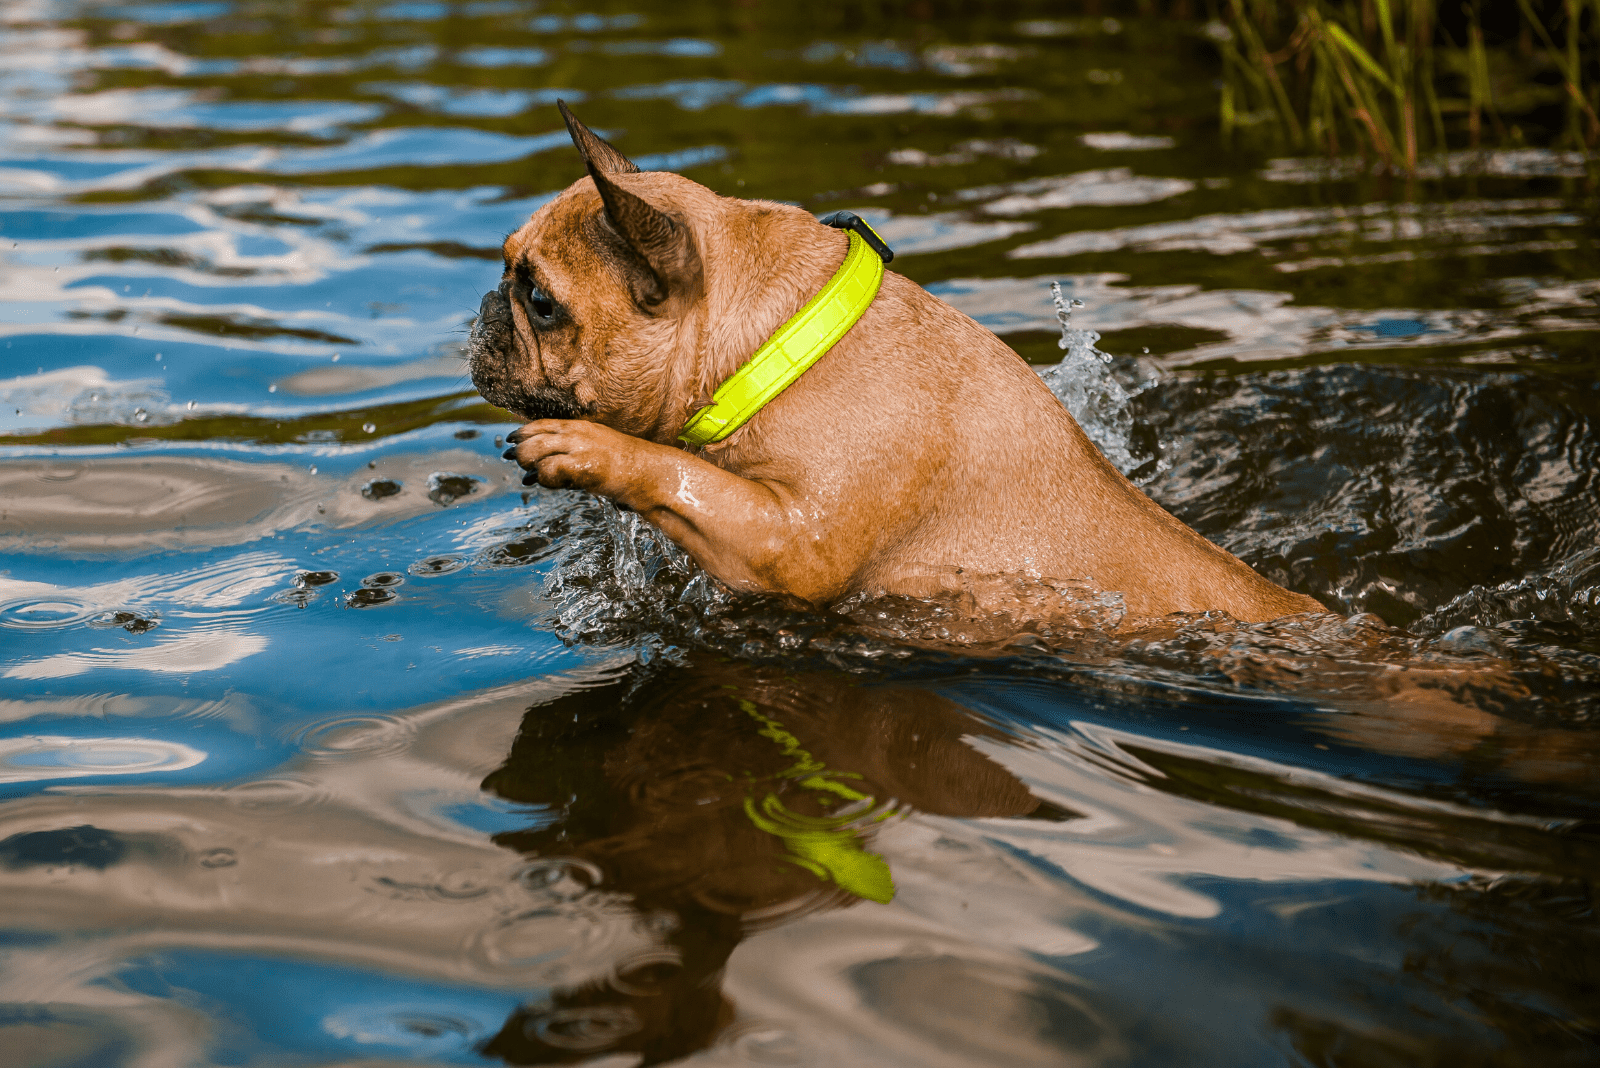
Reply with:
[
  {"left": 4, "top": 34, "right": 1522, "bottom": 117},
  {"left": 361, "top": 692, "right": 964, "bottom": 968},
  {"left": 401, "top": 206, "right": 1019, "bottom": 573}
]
[{"left": 472, "top": 107, "right": 1324, "bottom": 623}]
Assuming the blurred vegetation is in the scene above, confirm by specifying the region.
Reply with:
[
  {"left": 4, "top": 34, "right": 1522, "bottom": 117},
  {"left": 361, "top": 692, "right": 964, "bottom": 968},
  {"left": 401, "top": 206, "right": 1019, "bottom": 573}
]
[{"left": 1213, "top": 0, "right": 1600, "bottom": 171}]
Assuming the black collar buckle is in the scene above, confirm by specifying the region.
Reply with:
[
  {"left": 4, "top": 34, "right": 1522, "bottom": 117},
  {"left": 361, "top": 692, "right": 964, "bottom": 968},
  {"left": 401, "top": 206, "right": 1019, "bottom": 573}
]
[{"left": 819, "top": 210, "right": 895, "bottom": 264}]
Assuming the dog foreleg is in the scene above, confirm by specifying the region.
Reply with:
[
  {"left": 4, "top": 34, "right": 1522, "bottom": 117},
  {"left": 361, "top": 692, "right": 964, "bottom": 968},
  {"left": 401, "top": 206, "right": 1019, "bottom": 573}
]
[{"left": 506, "top": 419, "right": 852, "bottom": 602}]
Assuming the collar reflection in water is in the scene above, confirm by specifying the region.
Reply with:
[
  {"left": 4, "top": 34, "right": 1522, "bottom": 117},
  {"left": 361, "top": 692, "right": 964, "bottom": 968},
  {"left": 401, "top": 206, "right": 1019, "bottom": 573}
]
[
  {"left": 475, "top": 654, "right": 1069, "bottom": 1065},
  {"left": 3, "top": 1, "right": 1600, "bottom": 1065}
]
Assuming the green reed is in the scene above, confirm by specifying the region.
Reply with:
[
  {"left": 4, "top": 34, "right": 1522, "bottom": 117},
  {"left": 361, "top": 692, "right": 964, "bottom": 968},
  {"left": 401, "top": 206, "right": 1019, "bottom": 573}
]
[{"left": 1215, "top": 0, "right": 1600, "bottom": 171}]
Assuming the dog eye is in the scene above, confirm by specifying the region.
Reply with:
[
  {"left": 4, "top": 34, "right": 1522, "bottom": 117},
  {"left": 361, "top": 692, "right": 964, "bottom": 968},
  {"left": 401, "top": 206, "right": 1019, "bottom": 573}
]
[{"left": 523, "top": 286, "right": 555, "bottom": 321}]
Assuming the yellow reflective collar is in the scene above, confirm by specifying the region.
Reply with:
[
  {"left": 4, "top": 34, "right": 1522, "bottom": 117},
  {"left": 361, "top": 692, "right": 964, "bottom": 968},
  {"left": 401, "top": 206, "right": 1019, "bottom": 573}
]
[{"left": 678, "top": 225, "right": 886, "bottom": 448}]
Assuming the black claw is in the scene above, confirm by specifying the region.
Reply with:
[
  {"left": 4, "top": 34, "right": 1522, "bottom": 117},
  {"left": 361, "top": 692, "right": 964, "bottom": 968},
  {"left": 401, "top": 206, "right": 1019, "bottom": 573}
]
[
  {"left": 501, "top": 446, "right": 518, "bottom": 460},
  {"left": 521, "top": 472, "right": 539, "bottom": 487}
]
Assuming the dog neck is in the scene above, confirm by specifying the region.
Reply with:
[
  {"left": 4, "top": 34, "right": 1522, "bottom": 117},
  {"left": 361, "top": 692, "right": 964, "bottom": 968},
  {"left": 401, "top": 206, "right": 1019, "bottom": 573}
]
[
  {"left": 679, "top": 226, "right": 885, "bottom": 448},
  {"left": 678, "top": 204, "right": 872, "bottom": 445}
]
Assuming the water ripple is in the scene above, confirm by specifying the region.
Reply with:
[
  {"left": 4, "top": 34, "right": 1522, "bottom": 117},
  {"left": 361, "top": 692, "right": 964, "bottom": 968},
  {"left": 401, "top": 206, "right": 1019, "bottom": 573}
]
[
  {"left": 293, "top": 714, "right": 415, "bottom": 759},
  {"left": 0, "top": 735, "right": 205, "bottom": 783}
]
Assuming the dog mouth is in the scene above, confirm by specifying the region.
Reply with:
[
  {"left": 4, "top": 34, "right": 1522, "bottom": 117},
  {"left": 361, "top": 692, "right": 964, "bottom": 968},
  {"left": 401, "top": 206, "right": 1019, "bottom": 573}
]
[
  {"left": 469, "top": 286, "right": 592, "bottom": 422},
  {"left": 509, "top": 384, "right": 590, "bottom": 421}
]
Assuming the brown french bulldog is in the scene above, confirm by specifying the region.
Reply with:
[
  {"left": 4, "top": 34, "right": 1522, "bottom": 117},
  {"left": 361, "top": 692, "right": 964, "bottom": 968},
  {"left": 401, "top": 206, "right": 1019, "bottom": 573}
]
[{"left": 473, "top": 105, "right": 1322, "bottom": 623}]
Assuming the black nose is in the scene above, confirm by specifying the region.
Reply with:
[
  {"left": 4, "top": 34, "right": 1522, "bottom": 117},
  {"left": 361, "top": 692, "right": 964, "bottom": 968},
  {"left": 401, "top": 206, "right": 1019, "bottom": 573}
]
[{"left": 470, "top": 287, "right": 512, "bottom": 353}]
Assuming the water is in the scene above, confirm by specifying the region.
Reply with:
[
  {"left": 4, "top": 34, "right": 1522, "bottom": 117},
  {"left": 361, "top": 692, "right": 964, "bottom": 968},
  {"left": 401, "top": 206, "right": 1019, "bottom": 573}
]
[{"left": 2, "top": 3, "right": 1598, "bottom": 1065}]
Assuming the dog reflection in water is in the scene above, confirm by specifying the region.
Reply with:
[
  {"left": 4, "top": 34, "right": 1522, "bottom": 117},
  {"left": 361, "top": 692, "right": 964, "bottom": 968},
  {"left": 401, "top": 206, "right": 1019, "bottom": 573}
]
[{"left": 476, "top": 653, "right": 1060, "bottom": 1065}]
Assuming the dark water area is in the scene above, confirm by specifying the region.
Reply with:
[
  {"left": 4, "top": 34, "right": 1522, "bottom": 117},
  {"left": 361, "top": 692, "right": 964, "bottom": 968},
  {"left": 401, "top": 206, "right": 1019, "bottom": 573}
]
[{"left": 2, "top": 2, "right": 1599, "bottom": 1066}]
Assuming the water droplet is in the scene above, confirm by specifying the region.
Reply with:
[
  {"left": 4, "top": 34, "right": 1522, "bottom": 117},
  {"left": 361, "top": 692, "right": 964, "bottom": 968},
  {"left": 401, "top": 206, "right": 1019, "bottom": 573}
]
[
  {"left": 427, "top": 472, "right": 483, "bottom": 507},
  {"left": 362, "top": 422, "right": 376, "bottom": 433},
  {"left": 361, "top": 478, "right": 402, "bottom": 501},
  {"left": 346, "top": 587, "right": 398, "bottom": 608},
  {"left": 408, "top": 555, "right": 467, "bottom": 577}
]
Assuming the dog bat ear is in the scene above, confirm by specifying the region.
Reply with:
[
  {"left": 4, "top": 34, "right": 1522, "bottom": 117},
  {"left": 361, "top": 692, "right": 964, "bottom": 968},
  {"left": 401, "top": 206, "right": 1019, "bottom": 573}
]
[
  {"left": 586, "top": 172, "right": 699, "bottom": 309},
  {"left": 557, "top": 100, "right": 639, "bottom": 175},
  {"left": 557, "top": 102, "right": 696, "bottom": 308}
]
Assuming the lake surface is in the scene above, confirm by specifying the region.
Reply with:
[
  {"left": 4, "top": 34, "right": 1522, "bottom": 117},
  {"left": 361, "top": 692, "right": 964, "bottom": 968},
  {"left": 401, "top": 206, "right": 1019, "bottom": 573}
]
[{"left": 2, "top": 3, "right": 1599, "bottom": 1066}]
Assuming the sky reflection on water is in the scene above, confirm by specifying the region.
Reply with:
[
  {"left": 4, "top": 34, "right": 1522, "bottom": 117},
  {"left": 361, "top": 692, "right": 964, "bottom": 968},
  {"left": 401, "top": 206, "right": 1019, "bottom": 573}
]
[{"left": 1, "top": 1, "right": 1598, "bottom": 1066}]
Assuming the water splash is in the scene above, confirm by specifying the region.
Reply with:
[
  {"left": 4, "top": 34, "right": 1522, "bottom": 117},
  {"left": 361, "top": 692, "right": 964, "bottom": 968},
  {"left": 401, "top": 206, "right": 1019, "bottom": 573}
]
[
  {"left": 1413, "top": 545, "right": 1600, "bottom": 639},
  {"left": 1038, "top": 281, "right": 1156, "bottom": 476},
  {"left": 541, "top": 500, "right": 731, "bottom": 654}
]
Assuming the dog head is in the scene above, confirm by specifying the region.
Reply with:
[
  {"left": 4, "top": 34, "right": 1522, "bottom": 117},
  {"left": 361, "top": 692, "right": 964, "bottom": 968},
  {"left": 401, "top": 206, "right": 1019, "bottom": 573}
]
[{"left": 469, "top": 103, "right": 843, "bottom": 443}]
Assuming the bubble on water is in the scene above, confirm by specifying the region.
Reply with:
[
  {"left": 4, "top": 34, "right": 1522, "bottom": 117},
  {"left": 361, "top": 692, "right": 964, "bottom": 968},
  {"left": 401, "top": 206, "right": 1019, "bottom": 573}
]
[
  {"left": 132, "top": 408, "right": 148, "bottom": 423},
  {"left": 198, "top": 847, "right": 237, "bottom": 868},
  {"left": 331, "top": 353, "right": 341, "bottom": 362},
  {"left": 267, "top": 384, "right": 276, "bottom": 393},
  {"left": 362, "top": 422, "right": 375, "bottom": 433},
  {"left": 186, "top": 400, "right": 196, "bottom": 410},
  {"left": 308, "top": 464, "right": 317, "bottom": 474}
]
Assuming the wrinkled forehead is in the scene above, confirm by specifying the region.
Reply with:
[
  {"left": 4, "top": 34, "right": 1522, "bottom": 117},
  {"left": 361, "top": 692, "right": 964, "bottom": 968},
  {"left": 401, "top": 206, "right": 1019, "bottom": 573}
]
[{"left": 499, "top": 181, "right": 613, "bottom": 290}]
